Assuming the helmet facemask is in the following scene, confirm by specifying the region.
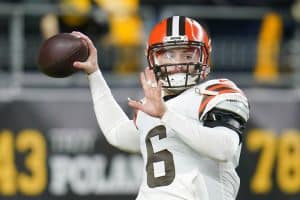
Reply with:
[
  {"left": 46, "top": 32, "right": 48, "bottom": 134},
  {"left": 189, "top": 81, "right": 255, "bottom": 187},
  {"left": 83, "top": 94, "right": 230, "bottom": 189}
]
[{"left": 148, "top": 42, "right": 210, "bottom": 93}]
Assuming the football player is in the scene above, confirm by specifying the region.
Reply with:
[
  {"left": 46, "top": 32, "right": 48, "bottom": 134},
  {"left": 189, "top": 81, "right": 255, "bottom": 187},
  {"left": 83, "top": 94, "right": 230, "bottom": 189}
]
[{"left": 72, "top": 15, "right": 250, "bottom": 200}]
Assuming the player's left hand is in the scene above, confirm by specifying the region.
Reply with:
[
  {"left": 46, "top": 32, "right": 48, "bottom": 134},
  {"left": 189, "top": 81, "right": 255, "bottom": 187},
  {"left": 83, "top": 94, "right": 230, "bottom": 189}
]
[{"left": 128, "top": 67, "right": 167, "bottom": 118}]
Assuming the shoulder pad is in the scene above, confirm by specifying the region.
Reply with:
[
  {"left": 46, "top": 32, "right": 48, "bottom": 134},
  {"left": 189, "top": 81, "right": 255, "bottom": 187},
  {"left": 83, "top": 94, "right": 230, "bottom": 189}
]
[
  {"left": 198, "top": 79, "right": 249, "bottom": 122},
  {"left": 214, "top": 99, "right": 249, "bottom": 122}
]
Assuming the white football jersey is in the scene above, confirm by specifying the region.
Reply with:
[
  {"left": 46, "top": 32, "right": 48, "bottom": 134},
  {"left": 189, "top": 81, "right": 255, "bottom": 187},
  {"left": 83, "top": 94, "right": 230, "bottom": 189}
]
[{"left": 135, "top": 78, "right": 249, "bottom": 200}]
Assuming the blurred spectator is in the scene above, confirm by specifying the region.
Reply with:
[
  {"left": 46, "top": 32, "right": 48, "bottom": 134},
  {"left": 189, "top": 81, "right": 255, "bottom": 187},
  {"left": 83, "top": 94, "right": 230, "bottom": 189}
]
[
  {"left": 95, "top": 0, "right": 145, "bottom": 74},
  {"left": 40, "top": 0, "right": 109, "bottom": 43},
  {"left": 40, "top": 0, "right": 112, "bottom": 70},
  {"left": 41, "top": 0, "right": 144, "bottom": 74}
]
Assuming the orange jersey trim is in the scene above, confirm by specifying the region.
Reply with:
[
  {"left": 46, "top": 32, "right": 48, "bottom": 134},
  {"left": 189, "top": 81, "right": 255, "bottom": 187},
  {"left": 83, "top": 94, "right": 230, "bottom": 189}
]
[{"left": 198, "top": 82, "right": 243, "bottom": 117}]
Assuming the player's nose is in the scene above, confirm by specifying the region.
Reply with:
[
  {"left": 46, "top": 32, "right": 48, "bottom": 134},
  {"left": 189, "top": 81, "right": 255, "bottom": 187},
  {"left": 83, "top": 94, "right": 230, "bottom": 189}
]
[
  {"left": 174, "top": 64, "right": 186, "bottom": 72},
  {"left": 167, "top": 65, "right": 185, "bottom": 74}
]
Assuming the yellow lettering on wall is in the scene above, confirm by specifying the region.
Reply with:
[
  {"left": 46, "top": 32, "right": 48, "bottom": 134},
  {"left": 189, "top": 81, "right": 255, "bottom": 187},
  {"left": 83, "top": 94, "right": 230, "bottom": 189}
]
[
  {"left": 247, "top": 129, "right": 277, "bottom": 193},
  {"left": 277, "top": 130, "right": 300, "bottom": 194},
  {"left": 16, "top": 129, "right": 47, "bottom": 195},
  {"left": 0, "top": 130, "right": 17, "bottom": 195}
]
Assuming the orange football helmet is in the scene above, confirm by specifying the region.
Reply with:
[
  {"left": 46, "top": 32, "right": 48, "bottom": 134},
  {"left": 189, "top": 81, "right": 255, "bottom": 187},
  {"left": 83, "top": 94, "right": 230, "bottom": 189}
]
[{"left": 147, "top": 16, "right": 212, "bottom": 92}]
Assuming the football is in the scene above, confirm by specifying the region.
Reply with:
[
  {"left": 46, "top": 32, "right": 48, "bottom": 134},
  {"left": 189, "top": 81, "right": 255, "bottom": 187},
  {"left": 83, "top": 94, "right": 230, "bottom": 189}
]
[{"left": 37, "top": 33, "right": 89, "bottom": 78}]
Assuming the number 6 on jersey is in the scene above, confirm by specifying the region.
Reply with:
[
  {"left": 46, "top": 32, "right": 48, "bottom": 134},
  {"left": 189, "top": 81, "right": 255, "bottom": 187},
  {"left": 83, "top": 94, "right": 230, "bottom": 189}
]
[{"left": 145, "top": 125, "right": 175, "bottom": 188}]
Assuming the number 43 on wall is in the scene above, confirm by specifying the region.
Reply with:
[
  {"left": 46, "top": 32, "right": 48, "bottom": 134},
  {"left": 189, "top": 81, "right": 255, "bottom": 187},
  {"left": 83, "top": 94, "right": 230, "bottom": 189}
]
[
  {"left": 247, "top": 129, "right": 300, "bottom": 194},
  {"left": 0, "top": 129, "right": 47, "bottom": 196}
]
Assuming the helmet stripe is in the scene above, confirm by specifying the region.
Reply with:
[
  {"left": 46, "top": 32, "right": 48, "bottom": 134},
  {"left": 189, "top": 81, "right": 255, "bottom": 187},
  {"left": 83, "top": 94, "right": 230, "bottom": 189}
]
[
  {"left": 166, "top": 16, "right": 186, "bottom": 37},
  {"left": 172, "top": 16, "right": 180, "bottom": 36},
  {"left": 179, "top": 16, "right": 186, "bottom": 35},
  {"left": 166, "top": 17, "right": 173, "bottom": 36}
]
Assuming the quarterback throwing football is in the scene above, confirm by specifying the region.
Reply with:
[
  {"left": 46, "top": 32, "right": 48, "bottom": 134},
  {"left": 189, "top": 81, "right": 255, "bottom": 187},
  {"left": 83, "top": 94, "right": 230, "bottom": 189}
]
[{"left": 72, "top": 16, "right": 250, "bottom": 200}]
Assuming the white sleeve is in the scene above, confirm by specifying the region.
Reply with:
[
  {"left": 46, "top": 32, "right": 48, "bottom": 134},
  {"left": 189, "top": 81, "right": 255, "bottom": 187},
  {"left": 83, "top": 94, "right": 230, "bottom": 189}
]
[
  {"left": 161, "top": 108, "right": 239, "bottom": 161},
  {"left": 88, "top": 69, "right": 140, "bottom": 153}
]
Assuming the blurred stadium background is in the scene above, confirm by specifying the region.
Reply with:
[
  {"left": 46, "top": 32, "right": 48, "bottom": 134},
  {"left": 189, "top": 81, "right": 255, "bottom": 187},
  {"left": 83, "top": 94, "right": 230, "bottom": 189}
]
[{"left": 0, "top": 0, "right": 299, "bottom": 200}]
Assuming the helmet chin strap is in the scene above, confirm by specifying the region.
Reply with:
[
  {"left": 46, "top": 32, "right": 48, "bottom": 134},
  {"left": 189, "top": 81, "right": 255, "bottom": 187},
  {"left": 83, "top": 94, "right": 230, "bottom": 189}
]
[{"left": 162, "top": 89, "right": 180, "bottom": 97}]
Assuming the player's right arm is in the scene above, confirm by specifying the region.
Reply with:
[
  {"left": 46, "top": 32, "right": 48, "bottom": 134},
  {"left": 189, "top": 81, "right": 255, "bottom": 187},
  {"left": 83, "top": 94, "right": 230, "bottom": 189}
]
[
  {"left": 71, "top": 31, "right": 140, "bottom": 153},
  {"left": 88, "top": 70, "right": 140, "bottom": 153}
]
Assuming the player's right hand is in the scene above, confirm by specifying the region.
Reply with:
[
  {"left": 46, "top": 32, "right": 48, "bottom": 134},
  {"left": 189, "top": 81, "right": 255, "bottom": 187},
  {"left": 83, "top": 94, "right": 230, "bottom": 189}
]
[{"left": 71, "top": 31, "right": 99, "bottom": 75}]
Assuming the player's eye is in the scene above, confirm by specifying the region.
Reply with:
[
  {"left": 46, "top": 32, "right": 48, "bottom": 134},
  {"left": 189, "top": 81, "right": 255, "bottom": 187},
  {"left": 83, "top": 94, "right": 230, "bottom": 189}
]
[
  {"left": 184, "top": 54, "right": 193, "bottom": 60},
  {"left": 163, "top": 51, "right": 175, "bottom": 59}
]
